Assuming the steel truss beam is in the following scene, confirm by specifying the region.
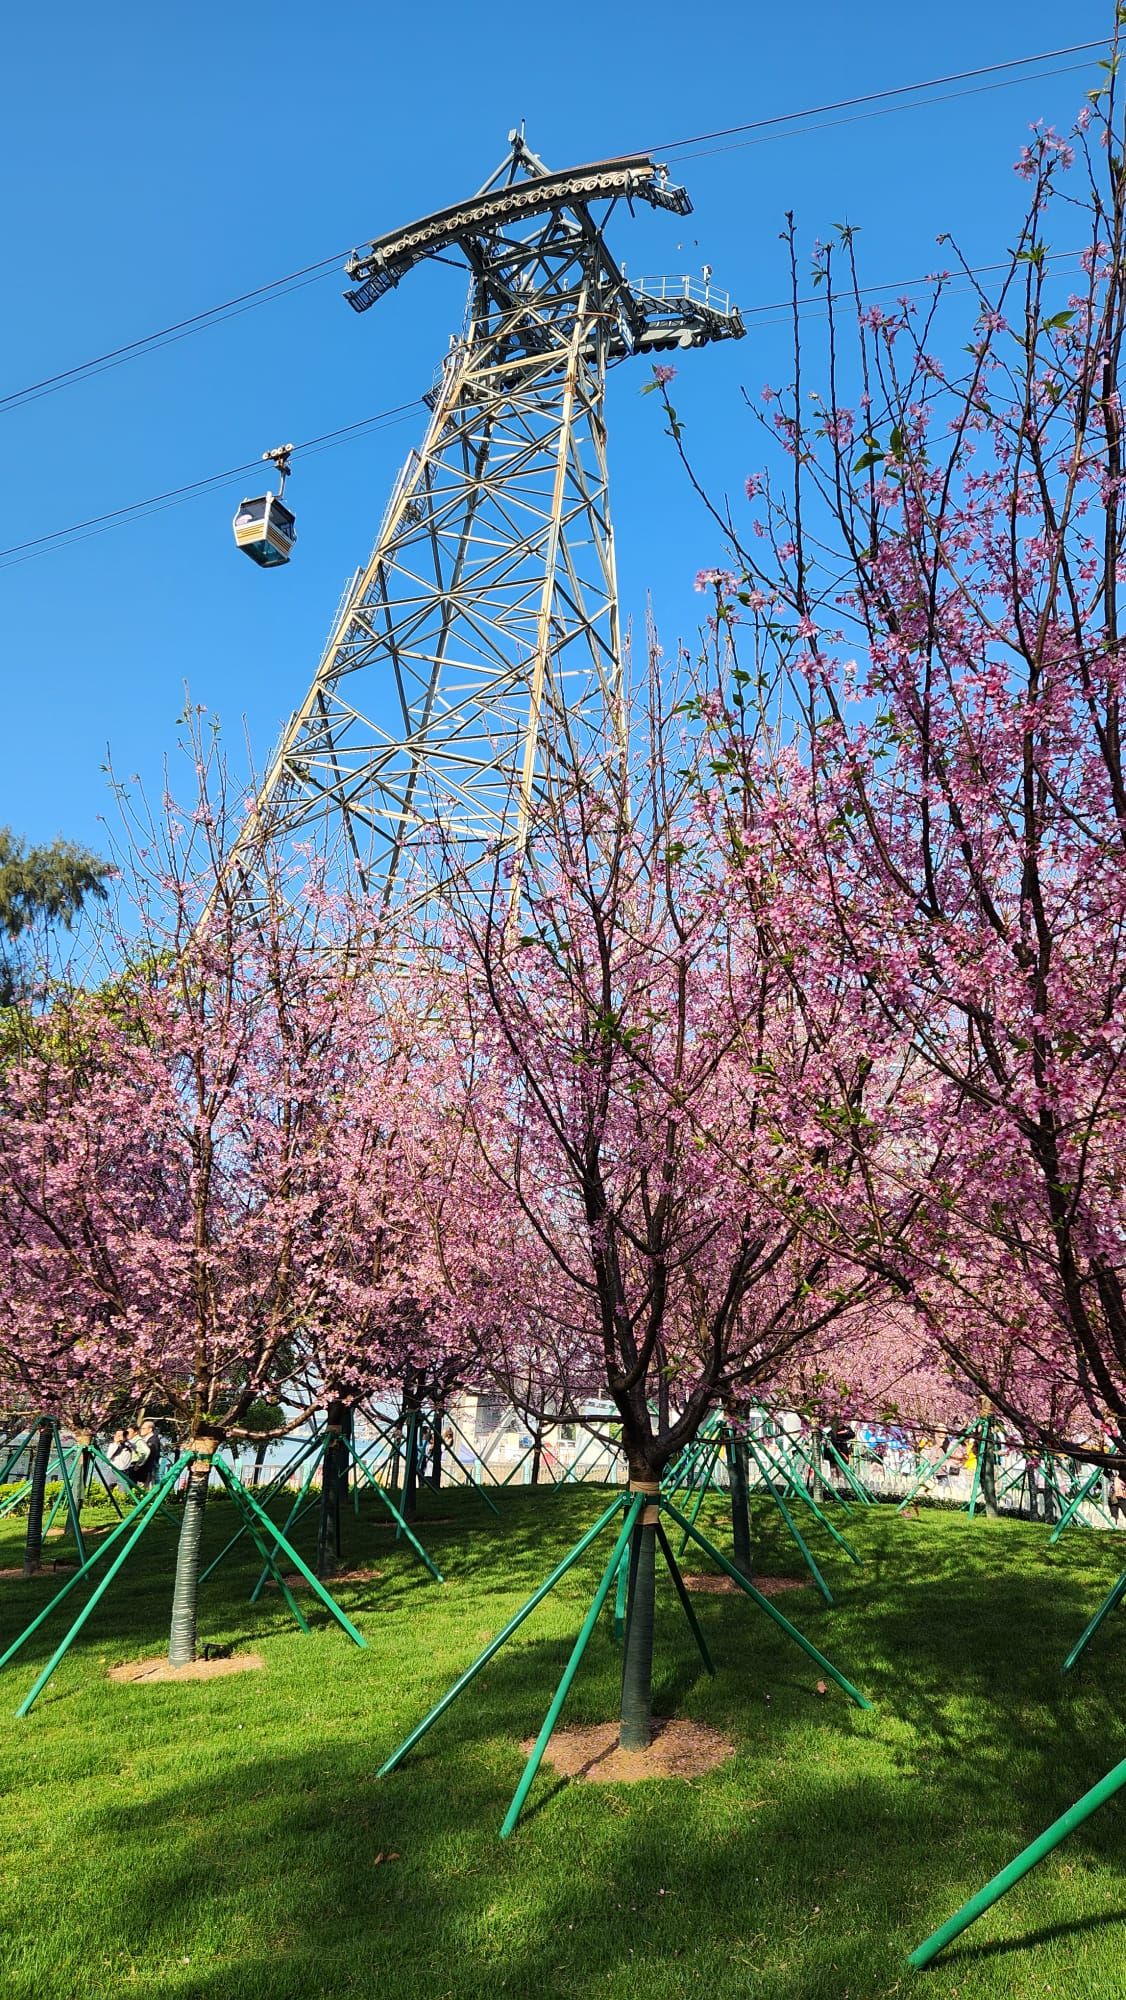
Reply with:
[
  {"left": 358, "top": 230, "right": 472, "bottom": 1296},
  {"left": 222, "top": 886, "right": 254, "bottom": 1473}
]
[{"left": 225, "top": 136, "right": 743, "bottom": 921}]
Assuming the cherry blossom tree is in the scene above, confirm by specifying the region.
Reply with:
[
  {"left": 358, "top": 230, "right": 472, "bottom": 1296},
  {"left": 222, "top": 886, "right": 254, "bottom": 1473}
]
[
  {"left": 667, "top": 61, "right": 1126, "bottom": 1472},
  {"left": 430, "top": 654, "right": 909, "bottom": 1744}
]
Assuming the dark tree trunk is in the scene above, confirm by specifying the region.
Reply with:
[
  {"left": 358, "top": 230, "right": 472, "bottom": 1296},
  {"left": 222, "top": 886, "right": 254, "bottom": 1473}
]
[
  {"left": 979, "top": 1420, "right": 999, "bottom": 1518},
  {"left": 429, "top": 1414, "right": 443, "bottom": 1490},
  {"left": 252, "top": 1439, "right": 268, "bottom": 1489},
  {"left": 620, "top": 1492, "right": 659, "bottom": 1751},
  {"left": 317, "top": 1403, "right": 350, "bottom": 1579},
  {"left": 22, "top": 1421, "right": 52, "bottom": 1577},
  {"left": 402, "top": 1411, "right": 419, "bottom": 1522},
  {"left": 530, "top": 1431, "right": 543, "bottom": 1486},
  {"left": 726, "top": 1434, "right": 753, "bottom": 1581},
  {"left": 168, "top": 1444, "right": 213, "bottom": 1665}
]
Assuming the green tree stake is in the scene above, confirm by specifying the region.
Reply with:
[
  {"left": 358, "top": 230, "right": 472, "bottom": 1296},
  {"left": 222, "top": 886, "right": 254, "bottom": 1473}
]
[
  {"left": 661, "top": 1497, "right": 871, "bottom": 1708},
  {"left": 612, "top": 1544, "right": 630, "bottom": 1642},
  {"left": 378, "top": 1495, "right": 628, "bottom": 1778},
  {"left": 49, "top": 1426, "right": 87, "bottom": 1568},
  {"left": 13, "top": 1458, "right": 191, "bottom": 1716},
  {"left": 655, "top": 1520, "right": 715, "bottom": 1677},
  {"left": 785, "top": 1432, "right": 854, "bottom": 1516},
  {"left": 249, "top": 1441, "right": 326, "bottom": 1602},
  {"left": 500, "top": 1495, "right": 644, "bottom": 1838},
  {"left": 744, "top": 1433, "right": 835, "bottom": 1606},
  {"left": 219, "top": 1463, "right": 367, "bottom": 1647},
  {"left": 822, "top": 1434, "right": 875, "bottom": 1505},
  {"left": 200, "top": 1431, "right": 323, "bottom": 1586},
  {"left": 769, "top": 1447, "right": 862, "bottom": 1561},
  {"left": 212, "top": 1463, "right": 311, "bottom": 1634},
  {"left": 345, "top": 1436, "right": 444, "bottom": 1582},
  {"left": 674, "top": 1437, "right": 722, "bottom": 1556},
  {"left": 895, "top": 1424, "right": 976, "bottom": 1513},
  {"left": 1061, "top": 1564, "right": 1126, "bottom": 1674},
  {"left": 908, "top": 1749, "right": 1126, "bottom": 1967}
]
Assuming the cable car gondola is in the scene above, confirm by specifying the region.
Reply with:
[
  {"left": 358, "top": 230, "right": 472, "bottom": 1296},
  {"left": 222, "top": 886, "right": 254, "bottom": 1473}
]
[{"left": 233, "top": 444, "right": 297, "bottom": 567}]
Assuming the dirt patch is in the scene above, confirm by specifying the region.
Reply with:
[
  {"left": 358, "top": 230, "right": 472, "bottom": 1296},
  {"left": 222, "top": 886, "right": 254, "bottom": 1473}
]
[
  {"left": 267, "top": 1567, "right": 384, "bottom": 1588},
  {"left": 109, "top": 1652, "right": 265, "bottom": 1684},
  {"left": 530, "top": 1716, "right": 735, "bottom": 1784},
  {"left": 369, "top": 1516, "right": 455, "bottom": 1528},
  {"left": 0, "top": 1562, "right": 78, "bottom": 1578},
  {"left": 683, "top": 1572, "right": 807, "bottom": 1596}
]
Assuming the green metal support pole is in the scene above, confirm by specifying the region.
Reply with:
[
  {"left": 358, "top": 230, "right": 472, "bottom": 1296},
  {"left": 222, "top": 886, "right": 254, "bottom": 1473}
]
[
  {"left": 786, "top": 1432, "right": 855, "bottom": 1516},
  {"left": 442, "top": 1414, "right": 503, "bottom": 1513},
  {"left": 49, "top": 1426, "right": 88, "bottom": 1568},
  {"left": 908, "top": 1748, "right": 1126, "bottom": 1967},
  {"left": 499, "top": 1494, "right": 644, "bottom": 1839},
  {"left": 895, "top": 1424, "right": 976, "bottom": 1513},
  {"left": 0, "top": 1480, "right": 32, "bottom": 1518},
  {"left": 249, "top": 1441, "right": 326, "bottom": 1603},
  {"left": 655, "top": 1520, "right": 715, "bottom": 1677},
  {"left": 674, "top": 1437, "right": 723, "bottom": 1556},
  {"left": 661, "top": 1497, "right": 871, "bottom": 1709},
  {"left": 219, "top": 1464, "right": 367, "bottom": 1648},
  {"left": 0, "top": 1432, "right": 33, "bottom": 1486},
  {"left": 378, "top": 1495, "right": 628, "bottom": 1779},
  {"left": 0, "top": 1454, "right": 192, "bottom": 1676},
  {"left": 1047, "top": 1467, "right": 1099, "bottom": 1542},
  {"left": 822, "top": 1434, "right": 874, "bottom": 1506},
  {"left": 769, "top": 1447, "right": 863, "bottom": 1562},
  {"left": 346, "top": 1437, "right": 444, "bottom": 1582},
  {"left": 1061, "top": 1563, "right": 1126, "bottom": 1674},
  {"left": 212, "top": 1462, "right": 311, "bottom": 1634},
  {"left": 612, "top": 1544, "right": 630, "bottom": 1641},
  {"left": 12, "top": 1457, "right": 191, "bottom": 1716},
  {"left": 200, "top": 1431, "right": 323, "bottom": 1586},
  {"left": 744, "top": 1433, "right": 835, "bottom": 1606}
]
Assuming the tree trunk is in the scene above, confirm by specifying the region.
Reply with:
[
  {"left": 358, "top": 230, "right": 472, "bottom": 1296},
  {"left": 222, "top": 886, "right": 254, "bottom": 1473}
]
[
  {"left": 726, "top": 1434, "right": 753, "bottom": 1581},
  {"left": 620, "top": 1491, "right": 659, "bottom": 1751},
  {"left": 73, "top": 1432, "right": 92, "bottom": 1516},
  {"left": 530, "top": 1430, "right": 543, "bottom": 1486},
  {"left": 317, "top": 1405, "right": 349, "bottom": 1580},
  {"left": 979, "top": 1421, "right": 999, "bottom": 1519},
  {"left": 429, "top": 1414, "right": 443, "bottom": 1491},
  {"left": 22, "top": 1421, "right": 53, "bottom": 1577},
  {"left": 810, "top": 1432, "right": 827, "bottom": 1503},
  {"left": 402, "top": 1411, "right": 419, "bottom": 1523},
  {"left": 168, "top": 1443, "right": 214, "bottom": 1666},
  {"left": 252, "top": 1439, "right": 268, "bottom": 1489}
]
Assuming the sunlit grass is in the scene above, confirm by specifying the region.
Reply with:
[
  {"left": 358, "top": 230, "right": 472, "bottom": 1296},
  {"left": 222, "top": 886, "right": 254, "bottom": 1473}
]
[{"left": 0, "top": 1480, "right": 1124, "bottom": 1998}]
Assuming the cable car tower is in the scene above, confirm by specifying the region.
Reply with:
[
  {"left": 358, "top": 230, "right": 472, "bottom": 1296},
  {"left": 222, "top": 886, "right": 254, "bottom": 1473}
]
[{"left": 230, "top": 131, "right": 744, "bottom": 916}]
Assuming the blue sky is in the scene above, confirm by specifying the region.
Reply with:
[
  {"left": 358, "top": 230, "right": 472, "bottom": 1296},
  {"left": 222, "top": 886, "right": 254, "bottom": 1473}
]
[{"left": 0, "top": 0, "right": 1109, "bottom": 857}]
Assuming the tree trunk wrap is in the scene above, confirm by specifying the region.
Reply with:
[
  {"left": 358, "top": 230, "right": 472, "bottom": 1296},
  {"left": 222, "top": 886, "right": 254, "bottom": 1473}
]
[
  {"left": 317, "top": 1424, "right": 347, "bottom": 1579},
  {"left": 980, "top": 1425, "right": 999, "bottom": 1519},
  {"left": 811, "top": 1433, "right": 826, "bottom": 1504},
  {"left": 402, "top": 1413, "right": 419, "bottom": 1523},
  {"left": 22, "top": 1422, "right": 53, "bottom": 1577},
  {"left": 727, "top": 1436, "right": 753, "bottom": 1581},
  {"left": 74, "top": 1432, "right": 92, "bottom": 1514},
  {"left": 619, "top": 1485, "right": 659, "bottom": 1752},
  {"left": 168, "top": 1440, "right": 214, "bottom": 1667}
]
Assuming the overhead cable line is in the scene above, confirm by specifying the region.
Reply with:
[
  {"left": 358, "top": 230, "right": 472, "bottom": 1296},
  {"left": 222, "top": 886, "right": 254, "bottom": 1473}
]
[
  {"left": 0, "top": 37, "right": 1108, "bottom": 422},
  {"left": 0, "top": 403, "right": 420, "bottom": 570},
  {"left": 0, "top": 240, "right": 1088, "bottom": 573},
  {"left": 644, "top": 37, "right": 1108, "bottom": 152}
]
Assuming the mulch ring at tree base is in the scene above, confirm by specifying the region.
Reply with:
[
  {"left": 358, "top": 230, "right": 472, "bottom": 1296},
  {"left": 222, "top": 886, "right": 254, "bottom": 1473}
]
[
  {"left": 266, "top": 1566, "right": 384, "bottom": 1588},
  {"left": 109, "top": 1652, "right": 266, "bottom": 1684},
  {"left": 682, "top": 1573, "right": 807, "bottom": 1595},
  {"left": 529, "top": 1716, "right": 735, "bottom": 1784},
  {"left": 0, "top": 1562, "right": 79, "bottom": 1578}
]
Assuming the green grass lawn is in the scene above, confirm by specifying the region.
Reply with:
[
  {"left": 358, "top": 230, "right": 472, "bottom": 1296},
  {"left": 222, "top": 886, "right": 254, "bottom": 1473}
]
[{"left": 0, "top": 1478, "right": 1124, "bottom": 2000}]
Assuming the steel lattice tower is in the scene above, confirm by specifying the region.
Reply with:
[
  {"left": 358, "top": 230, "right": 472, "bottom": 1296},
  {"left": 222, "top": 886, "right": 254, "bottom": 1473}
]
[{"left": 230, "top": 133, "right": 743, "bottom": 914}]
